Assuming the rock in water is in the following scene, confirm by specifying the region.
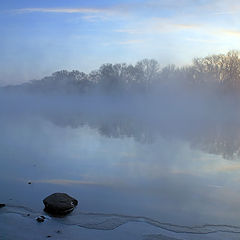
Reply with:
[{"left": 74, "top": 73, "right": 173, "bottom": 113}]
[
  {"left": 0, "top": 203, "right": 6, "bottom": 208},
  {"left": 36, "top": 216, "right": 45, "bottom": 223},
  {"left": 43, "top": 193, "right": 78, "bottom": 215}
]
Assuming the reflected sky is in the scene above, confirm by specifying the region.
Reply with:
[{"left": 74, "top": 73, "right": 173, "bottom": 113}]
[{"left": 1, "top": 114, "right": 240, "bottom": 229}]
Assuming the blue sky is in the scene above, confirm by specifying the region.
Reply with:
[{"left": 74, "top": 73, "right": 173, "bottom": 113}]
[{"left": 0, "top": 0, "right": 240, "bottom": 85}]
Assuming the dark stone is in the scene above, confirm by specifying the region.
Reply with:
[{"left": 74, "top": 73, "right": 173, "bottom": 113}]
[
  {"left": 46, "top": 235, "right": 52, "bottom": 238},
  {"left": 28, "top": 181, "right": 32, "bottom": 184},
  {"left": 0, "top": 204, "right": 6, "bottom": 208},
  {"left": 36, "top": 216, "right": 45, "bottom": 222},
  {"left": 43, "top": 193, "right": 78, "bottom": 215}
]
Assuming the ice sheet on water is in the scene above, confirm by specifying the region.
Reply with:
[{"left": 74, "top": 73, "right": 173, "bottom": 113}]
[{"left": 1, "top": 204, "right": 240, "bottom": 239}]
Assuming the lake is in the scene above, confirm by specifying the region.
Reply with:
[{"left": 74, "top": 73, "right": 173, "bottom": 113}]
[{"left": 1, "top": 94, "right": 240, "bottom": 240}]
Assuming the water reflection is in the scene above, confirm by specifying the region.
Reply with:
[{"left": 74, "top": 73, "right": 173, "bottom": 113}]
[
  {"left": 46, "top": 107, "right": 240, "bottom": 161},
  {"left": 2, "top": 94, "right": 240, "bottom": 239},
  {"left": 1, "top": 115, "right": 240, "bottom": 225},
  {"left": 2, "top": 92, "right": 240, "bottom": 160}
]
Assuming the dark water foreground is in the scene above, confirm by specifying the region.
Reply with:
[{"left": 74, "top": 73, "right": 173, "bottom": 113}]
[{"left": 1, "top": 95, "right": 240, "bottom": 239}]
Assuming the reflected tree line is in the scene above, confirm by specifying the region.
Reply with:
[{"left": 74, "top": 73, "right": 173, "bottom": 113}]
[
  {"left": 3, "top": 50, "right": 240, "bottom": 160},
  {"left": 46, "top": 93, "right": 240, "bottom": 160}
]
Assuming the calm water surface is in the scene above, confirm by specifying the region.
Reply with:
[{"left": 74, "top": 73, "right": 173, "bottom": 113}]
[{"left": 1, "top": 112, "right": 240, "bottom": 240}]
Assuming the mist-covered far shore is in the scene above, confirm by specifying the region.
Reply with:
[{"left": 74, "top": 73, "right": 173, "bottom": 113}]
[
  {"left": 2, "top": 50, "right": 240, "bottom": 96},
  {"left": 1, "top": 50, "right": 240, "bottom": 160}
]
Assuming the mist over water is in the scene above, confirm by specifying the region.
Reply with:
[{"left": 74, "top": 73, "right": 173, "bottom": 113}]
[
  {"left": 2, "top": 52, "right": 240, "bottom": 239},
  {"left": 1, "top": 84, "right": 240, "bottom": 160}
]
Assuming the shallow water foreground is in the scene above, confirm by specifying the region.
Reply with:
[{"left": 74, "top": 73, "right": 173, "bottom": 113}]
[{"left": 1, "top": 113, "right": 240, "bottom": 240}]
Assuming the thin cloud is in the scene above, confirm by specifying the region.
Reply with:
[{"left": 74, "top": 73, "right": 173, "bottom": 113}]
[
  {"left": 185, "top": 37, "right": 219, "bottom": 43},
  {"left": 115, "top": 29, "right": 144, "bottom": 34},
  {"left": 214, "top": 11, "right": 238, "bottom": 15},
  {"left": 171, "top": 23, "right": 200, "bottom": 30},
  {"left": 221, "top": 30, "right": 240, "bottom": 37},
  {"left": 81, "top": 15, "right": 108, "bottom": 22},
  {"left": 117, "top": 39, "right": 145, "bottom": 45},
  {"left": 14, "top": 7, "right": 112, "bottom": 14},
  {"left": 152, "top": 18, "right": 201, "bottom": 32},
  {"left": 103, "top": 39, "right": 145, "bottom": 46},
  {"left": 115, "top": 20, "right": 202, "bottom": 37}
]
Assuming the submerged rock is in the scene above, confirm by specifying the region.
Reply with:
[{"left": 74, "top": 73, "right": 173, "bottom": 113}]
[{"left": 43, "top": 193, "right": 78, "bottom": 215}]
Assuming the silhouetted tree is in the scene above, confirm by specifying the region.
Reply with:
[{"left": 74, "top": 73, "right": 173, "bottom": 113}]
[
  {"left": 135, "top": 59, "right": 160, "bottom": 91},
  {"left": 4, "top": 50, "right": 240, "bottom": 95},
  {"left": 192, "top": 50, "right": 240, "bottom": 91}
]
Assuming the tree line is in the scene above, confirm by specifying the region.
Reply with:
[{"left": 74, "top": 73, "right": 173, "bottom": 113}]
[{"left": 5, "top": 50, "right": 240, "bottom": 95}]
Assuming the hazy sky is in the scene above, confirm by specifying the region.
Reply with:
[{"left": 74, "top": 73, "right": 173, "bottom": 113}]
[{"left": 1, "top": 0, "right": 240, "bottom": 85}]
